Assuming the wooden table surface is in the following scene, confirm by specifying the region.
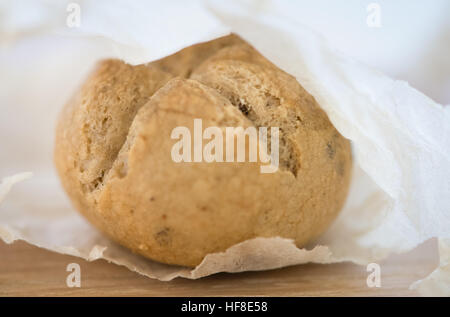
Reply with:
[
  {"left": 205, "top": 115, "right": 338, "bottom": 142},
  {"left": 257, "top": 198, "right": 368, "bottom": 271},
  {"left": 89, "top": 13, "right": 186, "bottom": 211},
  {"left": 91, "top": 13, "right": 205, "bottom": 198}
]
[{"left": 0, "top": 239, "right": 438, "bottom": 297}]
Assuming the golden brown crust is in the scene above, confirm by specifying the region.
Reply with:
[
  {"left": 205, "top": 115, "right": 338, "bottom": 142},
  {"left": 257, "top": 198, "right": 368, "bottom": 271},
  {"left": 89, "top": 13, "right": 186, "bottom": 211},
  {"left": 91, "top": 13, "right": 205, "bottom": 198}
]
[
  {"left": 152, "top": 34, "right": 245, "bottom": 77},
  {"left": 54, "top": 35, "right": 352, "bottom": 267}
]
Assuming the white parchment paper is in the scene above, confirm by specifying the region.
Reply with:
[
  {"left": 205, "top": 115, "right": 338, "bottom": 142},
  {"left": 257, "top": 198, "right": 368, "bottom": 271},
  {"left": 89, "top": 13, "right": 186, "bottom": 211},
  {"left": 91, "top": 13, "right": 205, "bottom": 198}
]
[{"left": 0, "top": 0, "right": 449, "bottom": 295}]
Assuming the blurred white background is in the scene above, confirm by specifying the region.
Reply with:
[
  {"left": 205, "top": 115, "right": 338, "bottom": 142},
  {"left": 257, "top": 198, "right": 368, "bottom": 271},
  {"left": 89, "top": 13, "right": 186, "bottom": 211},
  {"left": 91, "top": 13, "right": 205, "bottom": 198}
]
[
  {"left": 264, "top": 0, "right": 450, "bottom": 105},
  {"left": 1, "top": 0, "right": 449, "bottom": 103}
]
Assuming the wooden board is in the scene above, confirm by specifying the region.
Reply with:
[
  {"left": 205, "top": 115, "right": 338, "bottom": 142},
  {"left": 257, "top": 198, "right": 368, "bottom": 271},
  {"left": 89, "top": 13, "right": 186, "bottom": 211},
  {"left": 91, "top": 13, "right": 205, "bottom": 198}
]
[{"left": 0, "top": 239, "right": 438, "bottom": 296}]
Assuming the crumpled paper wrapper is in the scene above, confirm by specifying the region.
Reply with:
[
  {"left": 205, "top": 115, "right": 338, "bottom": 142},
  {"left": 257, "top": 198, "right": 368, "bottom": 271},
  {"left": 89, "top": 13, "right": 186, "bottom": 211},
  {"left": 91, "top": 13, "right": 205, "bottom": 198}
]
[
  {"left": 410, "top": 239, "right": 450, "bottom": 295},
  {"left": 0, "top": 0, "right": 449, "bottom": 294}
]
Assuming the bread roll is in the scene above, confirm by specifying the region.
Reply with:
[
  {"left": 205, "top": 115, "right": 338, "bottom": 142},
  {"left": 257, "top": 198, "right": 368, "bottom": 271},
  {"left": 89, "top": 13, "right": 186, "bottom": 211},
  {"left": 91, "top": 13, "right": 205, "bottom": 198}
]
[{"left": 54, "top": 35, "right": 352, "bottom": 267}]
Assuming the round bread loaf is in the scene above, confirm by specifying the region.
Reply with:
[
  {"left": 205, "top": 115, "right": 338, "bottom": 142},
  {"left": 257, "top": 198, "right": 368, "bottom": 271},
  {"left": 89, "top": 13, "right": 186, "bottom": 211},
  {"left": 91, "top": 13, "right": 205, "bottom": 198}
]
[{"left": 54, "top": 35, "right": 352, "bottom": 267}]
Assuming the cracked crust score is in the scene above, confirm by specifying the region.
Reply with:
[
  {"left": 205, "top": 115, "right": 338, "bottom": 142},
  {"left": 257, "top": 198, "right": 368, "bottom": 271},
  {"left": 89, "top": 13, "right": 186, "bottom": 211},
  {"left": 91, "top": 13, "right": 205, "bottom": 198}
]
[{"left": 54, "top": 34, "right": 352, "bottom": 267}]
